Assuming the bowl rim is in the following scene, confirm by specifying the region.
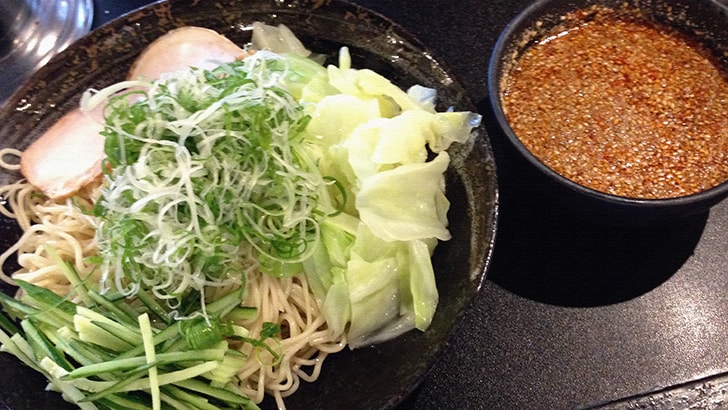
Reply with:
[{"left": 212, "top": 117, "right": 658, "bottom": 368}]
[
  {"left": 487, "top": 0, "right": 728, "bottom": 208},
  {"left": 0, "top": 0, "right": 94, "bottom": 105}
]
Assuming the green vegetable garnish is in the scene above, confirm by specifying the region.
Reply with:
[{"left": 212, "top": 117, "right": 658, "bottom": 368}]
[{"left": 95, "top": 53, "right": 332, "bottom": 310}]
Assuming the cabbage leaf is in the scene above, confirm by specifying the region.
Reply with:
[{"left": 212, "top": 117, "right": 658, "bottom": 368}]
[{"left": 295, "top": 49, "right": 480, "bottom": 348}]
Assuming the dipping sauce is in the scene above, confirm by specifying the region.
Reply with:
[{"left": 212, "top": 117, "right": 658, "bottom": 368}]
[{"left": 501, "top": 6, "right": 728, "bottom": 199}]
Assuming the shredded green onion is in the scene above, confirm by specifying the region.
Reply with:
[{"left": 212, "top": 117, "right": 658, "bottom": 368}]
[{"left": 94, "top": 52, "right": 329, "bottom": 311}]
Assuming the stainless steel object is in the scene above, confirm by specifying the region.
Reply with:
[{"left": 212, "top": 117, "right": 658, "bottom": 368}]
[{"left": 0, "top": 0, "right": 93, "bottom": 105}]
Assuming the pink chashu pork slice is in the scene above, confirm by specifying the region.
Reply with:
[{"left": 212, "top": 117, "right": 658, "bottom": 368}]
[{"left": 20, "top": 26, "right": 246, "bottom": 200}]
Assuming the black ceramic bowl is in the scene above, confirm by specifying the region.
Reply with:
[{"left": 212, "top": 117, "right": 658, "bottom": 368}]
[
  {"left": 0, "top": 0, "right": 498, "bottom": 409},
  {"left": 488, "top": 0, "right": 728, "bottom": 223}
]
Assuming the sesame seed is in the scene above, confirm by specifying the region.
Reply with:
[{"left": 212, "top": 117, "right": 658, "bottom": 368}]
[{"left": 501, "top": 6, "right": 728, "bottom": 199}]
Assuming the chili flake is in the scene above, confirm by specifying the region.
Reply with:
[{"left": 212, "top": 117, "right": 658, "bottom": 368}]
[{"left": 501, "top": 6, "right": 728, "bottom": 199}]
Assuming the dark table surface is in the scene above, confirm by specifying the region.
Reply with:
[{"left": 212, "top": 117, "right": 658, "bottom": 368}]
[{"left": 55, "top": 0, "right": 728, "bottom": 408}]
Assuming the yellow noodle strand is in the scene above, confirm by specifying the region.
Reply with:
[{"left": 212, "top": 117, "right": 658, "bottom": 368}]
[{"left": 0, "top": 155, "right": 346, "bottom": 409}]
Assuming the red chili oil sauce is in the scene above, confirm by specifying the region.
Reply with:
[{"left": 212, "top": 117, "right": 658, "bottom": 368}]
[{"left": 501, "top": 6, "right": 728, "bottom": 199}]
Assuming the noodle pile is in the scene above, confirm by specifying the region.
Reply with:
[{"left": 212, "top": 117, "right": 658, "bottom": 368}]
[{"left": 0, "top": 147, "right": 346, "bottom": 408}]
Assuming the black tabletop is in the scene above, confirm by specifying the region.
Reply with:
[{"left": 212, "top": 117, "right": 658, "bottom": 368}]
[{"left": 87, "top": 1, "right": 728, "bottom": 409}]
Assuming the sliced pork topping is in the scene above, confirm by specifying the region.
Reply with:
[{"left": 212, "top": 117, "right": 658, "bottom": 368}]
[{"left": 20, "top": 26, "right": 246, "bottom": 199}]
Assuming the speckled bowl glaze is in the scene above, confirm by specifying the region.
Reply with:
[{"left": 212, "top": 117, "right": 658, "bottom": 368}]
[
  {"left": 0, "top": 0, "right": 93, "bottom": 104},
  {"left": 488, "top": 0, "right": 728, "bottom": 223},
  {"left": 0, "top": 0, "right": 498, "bottom": 409}
]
